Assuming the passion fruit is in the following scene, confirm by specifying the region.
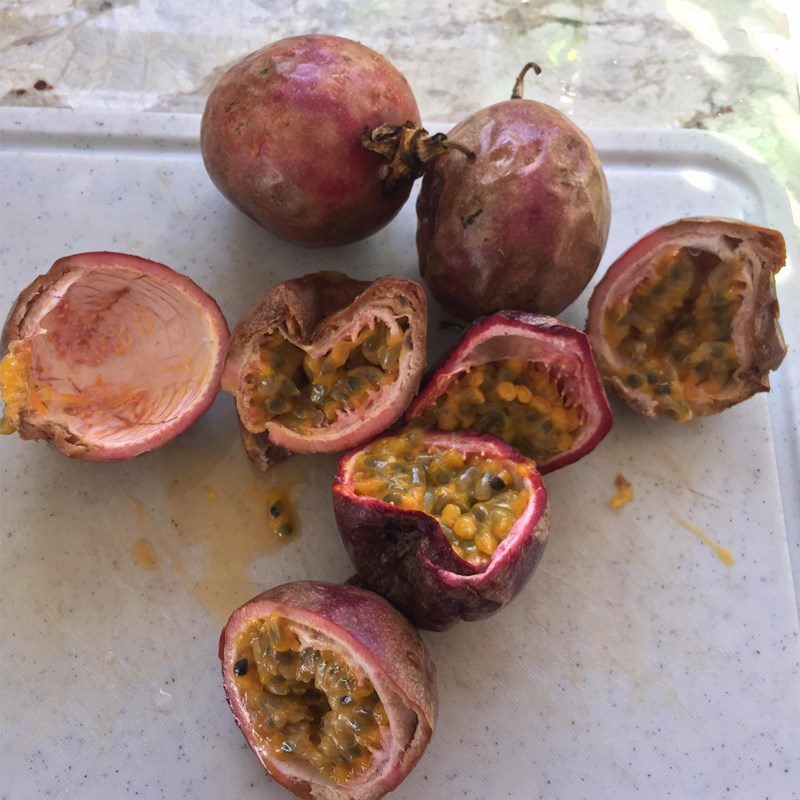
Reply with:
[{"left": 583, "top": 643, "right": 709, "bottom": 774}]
[
  {"left": 201, "top": 34, "right": 422, "bottom": 247},
  {"left": 333, "top": 429, "right": 549, "bottom": 630},
  {"left": 220, "top": 581, "right": 436, "bottom": 800},
  {"left": 416, "top": 62, "right": 611, "bottom": 319},
  {"left": 404, "top": 311, "right": 611, "bottom": 473},
  {"left": 586, "top": 217, "right": 787, "bottom": 421},
  {"left": 222, "top": 271, "right": 427, "bottom": 467},
  {"left": 0, "top": 252, "right": 228, "bottom": 460}
]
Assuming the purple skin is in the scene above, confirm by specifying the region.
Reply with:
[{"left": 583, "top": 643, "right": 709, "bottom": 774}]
[
  {"left": 201, "top": 34, "right": 421, "bottom": 247},
  {"left": 405, "top": 311, "right": 613, "bottom": 474},
  {"left": 220, "top": 581, "right": 436, "bottom": 800},
  {"left": 333, "top": 431, "right": 549, "bottom": 631},
  {"left": 416, "top": 93, "right": 610, "bottom": 319}
]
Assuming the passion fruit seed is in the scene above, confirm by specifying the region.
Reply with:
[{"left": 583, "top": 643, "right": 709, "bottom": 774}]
[
  {"left": 233, "top": 613, "right": 387, "bottom": 786},
  {"left": 351, "top": 430, "right": 530, "bottom": 565},
  {"left": 265, "top": 490, "right": 294, "bottom": 538},
  {"left": 415, "top": 358, "right": 582, "bottom": 460},
  {"left": 249, "top": 323, "right": 404, "bottom": 434},
  {"left": 602, "top": 247, "right": 744, "bottom": 422}
]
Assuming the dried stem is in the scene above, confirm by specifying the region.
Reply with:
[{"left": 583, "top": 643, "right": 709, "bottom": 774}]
[
  {"left": 511, "top": 62, "right": 542, "bottom": 100},
  {"left": 360, "top": 121, "right": 475, "bottom": 193}
]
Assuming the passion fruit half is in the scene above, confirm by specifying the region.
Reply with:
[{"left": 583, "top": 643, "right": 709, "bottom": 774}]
[
  {"left": 333, "top": 429, "right": 549, "bottom": 630},
  {"left": 0, "top": 252, "right": 228, "bottom": 460},
  {"left": 586, "top": 217, "right": 787, "bottom": 421},
  {"left": 220, "top": 581, "right": 436, "bottom": 800},
  {"left": 222, "top": 271, "right": 427, "bottom": 468},
  {"left": 404, "top": 311, "right": 611, "bottom": 473}
]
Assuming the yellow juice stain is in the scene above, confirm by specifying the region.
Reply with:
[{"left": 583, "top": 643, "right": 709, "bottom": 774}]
[
  {"left": 131, "top": 538, "right": 158, "bottom": 571},
  {"left": 675, "top": 516, "right": 734, "bottom": 566},
  {"left": 203, "top": 486, "right": 218, "bottom": 503},
  {"left": 158, "top": 424, "right": 312, "bottom": 623}
]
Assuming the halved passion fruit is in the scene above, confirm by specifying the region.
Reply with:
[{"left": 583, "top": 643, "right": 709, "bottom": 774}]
[
  {"left": 404, "top": 311, "right": 611, "bottom": 473},
  {"left": 332, "top": 429, "right": 549, "bottom": 630},
  {"left": 222, "top": 272, "right": 427, "bottom": 468},
  {"left": 0, "top": 252, "right": 228, "bottom": 460},
  {"left": 586, "top": 217, "right": 787, "bottom": 420},
  {"left": 220, "top": 581, "right": 436, "bottom": 800}
]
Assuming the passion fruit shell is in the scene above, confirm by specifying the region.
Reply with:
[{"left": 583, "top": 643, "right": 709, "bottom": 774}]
[
  {"left": 586, "top": 217, "right": 787, "bottom": 420},
  {"left": 0, "top": 252, "right": 228, "bottom": 460},
  {"left": 333, "top": 430, "right": 549, "bottom": 631},
  {"left": 404, "top": 311, "right": 612, "bottom": 473},
  {"left": 201, "top": 34, "right": 421, "bottom": 247},
  {"left": 222, "top": 271, "right": 427, "bottom": 468},
  {"left": 416, "top": 63, "right": 611, "bottom": 320},
  {"left": 220, "top": 581, "right": 436, "bottom": 800}
]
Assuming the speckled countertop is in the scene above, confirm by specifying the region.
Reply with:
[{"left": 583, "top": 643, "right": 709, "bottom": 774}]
[{"left": 1, "top": 0, "right": 798, "bottom": 213}]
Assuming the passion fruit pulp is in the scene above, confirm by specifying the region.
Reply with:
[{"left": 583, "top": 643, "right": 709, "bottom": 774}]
[
  {"left": 221, "top": 581, "right": 436, "bottom": 800},
  {"left": 586, "top": 217, "right": 787, "bottom": 420},
  {"left": 333, "top": 429, "right": 549, "bottom": 631},
  {"left": 404, "top": 311, "right": 612, "bottom": 473},
  {"left": 222, "top": 272, "right": 427, "bottom": 467}
]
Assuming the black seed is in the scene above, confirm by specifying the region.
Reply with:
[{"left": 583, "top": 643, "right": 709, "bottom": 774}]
[
  {"left": 710, "top": 343, "right": 726, "bottom": 358},
  {"left": 489, "top": 475, "right": 505, "bottom": 490},
  {"left": 278, "top": 523, "right": 293, "bottom": 537},
  {"left": 269, "top": 501, "right": 283, "bottom": 518},
  {"left": 340, "top": 694, "right": 352, "bottom": 705},
  {"left": 654, "top": 382, "right": 672, "bottom": 395},
  {"left": 646, "top": 371, "right": 659, "bottom": 385},
  {"left": 695, "top": 361, "right": 710, "bottom": 375},
  {"left": 280, "top": 741, "right": 294, "bottom": 753},
  {"left": 625, "top": 373, "right": 644, "bottom": 388},
  {"left": 233, "top": 658, "right": 249, "bottom": 677}
]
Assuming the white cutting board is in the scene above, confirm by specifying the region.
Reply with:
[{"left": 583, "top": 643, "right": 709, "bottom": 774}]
[{"left": 1, "top": 109, "right": 798, "bottom": 800}]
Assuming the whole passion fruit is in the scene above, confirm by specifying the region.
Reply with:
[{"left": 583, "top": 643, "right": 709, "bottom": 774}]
[
  {"left": 201, "top": 34, "right": 424, "bottom": 247},
  {"left": 333, "top": 429, "right": 549, "bottom": 630},
  {"left": 416, "top": 63, "right": 611, "bottom": 319},
  {"left": 404, "top": 311, "right": 611, "bottom": 473},
  {"left": 586, "top": 217, "right": 787, "bottom": 421},
  {"left": 0, "top": 252, "right": 228, "bottom": 460},
  {"left": 222, "top": 271, "right": 427, "bottom": 468},
  {"left": 220, "top": 581, "right": 436, "bottom": 800}
]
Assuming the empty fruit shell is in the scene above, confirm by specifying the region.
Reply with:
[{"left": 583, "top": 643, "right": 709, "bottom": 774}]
[
  {"left": 220, "top": 580, "right": 436, "bottom": 800},
  {"left": 0, "top": 252, "right": 229, "bottom": 460},
  {"left": 333, "top": 429, "right": 549, "bottom": 630},
  {"left": 222, "top": 271, "right": 427, "bottom": 468},
  {"left": 586, "top": 217, "right": 787, "bottom": 421}
]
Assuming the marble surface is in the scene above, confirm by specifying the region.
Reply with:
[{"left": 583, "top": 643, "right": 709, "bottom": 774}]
[
  {"left": 1, "top": 109, "right": 799, "bottom": 800},
  {"left": 0, "top": 0, "right": 798, "bottom": 215}
]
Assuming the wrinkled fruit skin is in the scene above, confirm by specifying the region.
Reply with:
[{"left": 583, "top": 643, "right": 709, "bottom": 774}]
[
  {"left": 201, "top": 34, "right": 421, "bottom": 247},
  {"left": 222, "top": 271, "right": 427, "bottom": 468},
  {"left": 220, "top": 581, "right": 436, "bottom": 800},
  {"left": 417, "top": 98, "right": 610, "bottom": 319},
  {"left": 404, "top": 311, "right": 612, "bottom": 473},
  {"left": 333, "top": 432, "right": 549, "bottom": 631},
  {"left": 1, "top": 252, "right": 229, "bottom": 461},
  {"left": 586, "top": 217, "right": 787, "bottom": 419}
]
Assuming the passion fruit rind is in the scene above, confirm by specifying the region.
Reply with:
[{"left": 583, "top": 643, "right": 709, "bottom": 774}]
[
  {"left": 0, "top": 252, "right": 229, "bottom": 460},
  {"left": 586, "top": 217, "right": 787, "bottom": 420},
  {"left": 222, "top": 271, "right": 427, "bottom": 467},
  {"left": 220, "top": 581, "right": 436, "bottom": 800},
  {"left": 333, "top": 430, "right": 549, "bottom": 631},
  {"left": 405, "top": 311, "right": 612, "bottom": 474}
]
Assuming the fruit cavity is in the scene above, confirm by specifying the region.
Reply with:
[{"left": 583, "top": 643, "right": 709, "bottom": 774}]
[
  {"left": 351, "top": 429, "right": 531, "bottom": 565},
  {"left": 231, "top": 613, "right": 387, "bottom": 786}
]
